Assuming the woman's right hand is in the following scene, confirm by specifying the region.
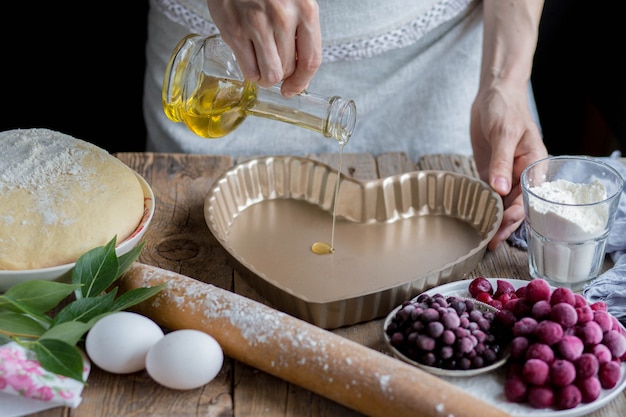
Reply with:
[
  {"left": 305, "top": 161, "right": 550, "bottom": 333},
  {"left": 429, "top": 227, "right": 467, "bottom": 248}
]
[{"left": 206, "top": 0, "right": 322, "bottom": 97}]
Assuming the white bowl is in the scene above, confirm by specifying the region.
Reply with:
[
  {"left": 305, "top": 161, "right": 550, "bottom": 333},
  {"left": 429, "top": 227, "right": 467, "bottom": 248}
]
[
  {"left": 383, "top": 295, "right": 510, "bottom": 377},
  {"left": 0, "top": 173, "right": 155, "bottom": 292}
]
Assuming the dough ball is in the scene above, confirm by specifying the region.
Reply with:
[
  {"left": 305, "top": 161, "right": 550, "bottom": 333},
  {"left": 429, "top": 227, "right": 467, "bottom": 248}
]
[{"left": 0, "top": 128, "right": 145, "bottom": 269}]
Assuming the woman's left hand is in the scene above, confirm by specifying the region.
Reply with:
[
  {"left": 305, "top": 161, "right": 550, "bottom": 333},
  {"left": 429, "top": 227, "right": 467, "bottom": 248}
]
[{"left": 470, "top": 81, "right": 548, "bottom": 250}]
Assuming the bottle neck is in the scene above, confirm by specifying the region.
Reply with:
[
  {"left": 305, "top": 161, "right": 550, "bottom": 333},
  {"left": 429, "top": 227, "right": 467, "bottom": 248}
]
[{"left": 247, "top": 85, "right": 356, "bottom": 145}]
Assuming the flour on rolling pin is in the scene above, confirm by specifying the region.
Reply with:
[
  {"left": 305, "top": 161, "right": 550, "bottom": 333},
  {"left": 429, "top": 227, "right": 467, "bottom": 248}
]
[{"left": 119, "top": 263, "right": 510, "bottom": 417}]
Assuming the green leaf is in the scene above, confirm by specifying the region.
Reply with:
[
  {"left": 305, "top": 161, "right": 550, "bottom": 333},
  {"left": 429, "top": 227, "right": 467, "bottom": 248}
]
[
  {"left": 110, "top": 283, "right": 167, "bottom": 312},
  {"left": 0, "top": 280, "right": 81, "bottom": 314},
  {"left": 117, "top": 242, "right": 144, "bottom": 275},
  {"left": 0, "top": 311, "right": 47, "bottom": 338},
  {"left": 72, "top": 237, "right": 119, "bottom": 299},
  {"left": 41, "top": 320, "right": 94, "bottom": 346},
  {"left": 52, "top": 291, "right": 117, "bottom": 326},
  {"left": 0, "top": 298, "right": 50, "bottom": 324},
  {"left": 34, "top": 339, "right": 85, "bottom": 382},
  {"left": 1, "top": 234, "right": 164, "bottom": 380}
]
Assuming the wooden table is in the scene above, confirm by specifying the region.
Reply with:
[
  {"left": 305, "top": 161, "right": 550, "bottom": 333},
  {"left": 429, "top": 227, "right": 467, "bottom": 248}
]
[{"left": 30, "top": 152, "right": 625, "bottom": 417}]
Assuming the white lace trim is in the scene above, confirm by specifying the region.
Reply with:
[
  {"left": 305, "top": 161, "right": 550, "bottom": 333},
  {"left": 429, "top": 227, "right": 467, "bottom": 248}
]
[{"left": 154, "top": 0, "right": 476, "bottom": 62}]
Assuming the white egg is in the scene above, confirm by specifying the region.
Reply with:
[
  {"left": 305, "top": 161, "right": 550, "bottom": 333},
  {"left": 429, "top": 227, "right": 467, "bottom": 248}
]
[
  {"left": 146, "top": 329, "right": 223, "bottom": 390},
  {"left": 85, "top": 311, "right": 164, "bottom": 374}
]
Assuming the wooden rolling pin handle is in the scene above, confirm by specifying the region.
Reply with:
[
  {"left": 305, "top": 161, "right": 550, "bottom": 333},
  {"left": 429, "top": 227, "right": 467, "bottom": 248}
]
[{"left": 119, "top": 263, "right": 510, "bottom": 417}]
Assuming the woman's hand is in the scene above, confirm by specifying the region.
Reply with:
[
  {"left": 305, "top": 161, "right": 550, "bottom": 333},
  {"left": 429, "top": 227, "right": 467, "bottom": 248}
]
[
  {"left": 471, "top": 82, "right": 547, "bottom": 251},
  {"left": 473, "top": 0, "right": 547, "bottom": 250},
  {"left": 206, "top": 0, "right": 322, "bottom": 97}
]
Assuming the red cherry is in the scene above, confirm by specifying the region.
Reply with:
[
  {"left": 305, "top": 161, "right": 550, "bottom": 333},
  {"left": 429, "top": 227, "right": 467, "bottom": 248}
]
[
  {"left": 590, "top": 301, "right": 608, "bottom": 312},
  {"left": 476, "top": 292, "right": 493, "bottom": 304},
  {"left": 498, "top": 292, "right": 513, "bottom": 305},
  {"left": 494, "top": 279, "right": 516, "bottom": 299},
  {"left": 469, "top": 277, "right": 493, "bottom": 298},
  {"left": 503, "top": 298, "right": 520, "bottom": 312}
]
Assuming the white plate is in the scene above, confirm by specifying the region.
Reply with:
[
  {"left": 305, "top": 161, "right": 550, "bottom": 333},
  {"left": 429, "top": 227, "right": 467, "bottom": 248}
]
[
  {"left": 415, "top": 278, "right": 626, "bottom": 417},
  {"left": 0, "top": 173, "right": 154, "bottom": 292}
]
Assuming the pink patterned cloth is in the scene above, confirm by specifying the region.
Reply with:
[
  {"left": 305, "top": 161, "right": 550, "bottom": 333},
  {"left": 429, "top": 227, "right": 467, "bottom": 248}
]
[{"left": 0, "top": 342, "right": 89, "bottom": 415}]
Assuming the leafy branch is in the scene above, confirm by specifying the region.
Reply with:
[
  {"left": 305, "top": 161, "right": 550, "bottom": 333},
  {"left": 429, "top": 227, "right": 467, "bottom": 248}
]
[{"left": 0, "top": 236, "right": 165, "bottom": 382}]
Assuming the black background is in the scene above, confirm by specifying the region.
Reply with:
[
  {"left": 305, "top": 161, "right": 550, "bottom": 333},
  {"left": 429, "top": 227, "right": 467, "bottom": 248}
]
[
  {"left": 0, "top": 1, "right": 623, "bottom": 156},
  {"left": 531, "top": 0, "right": 625, "bottom": 156},
  {"left": 0, "top": 1, "right": 149, "bottom": 153}
]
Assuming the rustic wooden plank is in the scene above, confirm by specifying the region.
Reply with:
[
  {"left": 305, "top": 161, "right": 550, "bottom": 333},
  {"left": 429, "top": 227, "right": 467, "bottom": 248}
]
[
  {"left": 118, "top": 153, "right": 236, "bottom": 288},
  {"left": 309, "top": 152, "right": 378, "bottom": 180},
  {"left": 469, "top": 244, "right": 531, "bottom": 281},
  {"left": 29, "top": 153, "right": 625, "bottom": 417},
  {"left": 375, "top": 152, "right": 416, "bottom": 177},
  {"left": 417, "top": 153, "right": 479, "bottom": 177},
  {"left": 594, "top": 394, "right": 626, "bottom": 417}
]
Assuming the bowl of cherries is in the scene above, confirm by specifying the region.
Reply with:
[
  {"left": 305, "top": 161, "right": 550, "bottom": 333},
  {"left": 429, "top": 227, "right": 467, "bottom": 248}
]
[
  {"left": 470, "top": 277, "right": 626, "bottom": 411},
  {"left": 383, "top": 288, "right": 512, "bottom": 377},
  {"left": 385, "top": 276, "right": 626, "bottom": 411}
]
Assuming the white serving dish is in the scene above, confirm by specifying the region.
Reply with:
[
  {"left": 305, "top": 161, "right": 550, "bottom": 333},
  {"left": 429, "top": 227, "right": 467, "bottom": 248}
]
[
  {"left": 383, "top": 296, "right": 510, "bottom": 377},
  {"left": 0, "top": 173, "right": 154, "bottom": 292},
  {"left": 393, "top": 278, "right": 626, "bottom": 417}
]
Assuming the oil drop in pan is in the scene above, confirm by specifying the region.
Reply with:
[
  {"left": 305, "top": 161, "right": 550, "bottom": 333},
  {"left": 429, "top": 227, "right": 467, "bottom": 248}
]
[{"left": 311, "top": 145, "right": 344, "bottom": 255}]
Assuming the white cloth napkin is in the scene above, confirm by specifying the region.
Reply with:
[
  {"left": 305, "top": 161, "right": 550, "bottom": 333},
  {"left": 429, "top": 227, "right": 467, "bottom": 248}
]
[
  {"left": 0, "top": 342, "right": 90, "bottom": 417},
  {"left": 508, "top": 151, "right": 626, "bottom": 324}
]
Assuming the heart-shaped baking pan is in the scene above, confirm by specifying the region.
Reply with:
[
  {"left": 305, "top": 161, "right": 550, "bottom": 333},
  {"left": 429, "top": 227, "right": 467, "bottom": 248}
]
[{"left": 205, "top": 156, "right": 503, "bottom": 329}]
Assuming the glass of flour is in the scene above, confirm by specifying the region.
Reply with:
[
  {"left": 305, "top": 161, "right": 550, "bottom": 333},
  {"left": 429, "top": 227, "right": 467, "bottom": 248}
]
[{"left": 521, "top": 156, "right": 624, "bottom": 291}]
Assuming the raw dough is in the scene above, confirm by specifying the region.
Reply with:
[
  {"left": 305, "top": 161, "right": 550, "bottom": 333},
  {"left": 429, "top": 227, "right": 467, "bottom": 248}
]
[{"left": 0, "top": 128, "right": 145, "bottom": 269}]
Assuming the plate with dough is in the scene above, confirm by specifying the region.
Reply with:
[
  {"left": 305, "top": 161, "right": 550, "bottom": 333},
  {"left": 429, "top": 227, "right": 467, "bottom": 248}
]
[
  {"left": 0, "top": 128, "right": 155, "bottom": 292},
  {"left": 0, "top": 173, "right": 154, "bottom": 292}
]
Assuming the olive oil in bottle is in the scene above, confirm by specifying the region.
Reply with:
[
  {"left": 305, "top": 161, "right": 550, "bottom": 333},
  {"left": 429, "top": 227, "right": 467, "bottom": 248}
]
[
  {"left": 163, "top": 34, "right": 355, "bottom": 255},
  {"left": 162, "top": 34, "right": 356, "bottom": 145}
]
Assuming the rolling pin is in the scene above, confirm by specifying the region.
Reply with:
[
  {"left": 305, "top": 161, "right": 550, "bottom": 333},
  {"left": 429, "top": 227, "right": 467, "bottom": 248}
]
[{"left": 119, "top": 263, "right": 511, "bottom": 417}]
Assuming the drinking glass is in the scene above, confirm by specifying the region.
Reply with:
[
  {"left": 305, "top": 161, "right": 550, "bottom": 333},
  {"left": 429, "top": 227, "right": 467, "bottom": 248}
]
[{"left": 521, "top": 156, "right": 623, "bottom": 291}]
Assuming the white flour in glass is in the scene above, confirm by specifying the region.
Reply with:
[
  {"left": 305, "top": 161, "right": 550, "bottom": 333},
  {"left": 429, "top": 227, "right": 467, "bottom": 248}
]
[{"left": 527, "top": 178, "right": 609, "bottom": 284}]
